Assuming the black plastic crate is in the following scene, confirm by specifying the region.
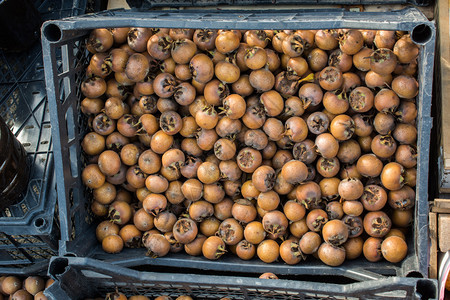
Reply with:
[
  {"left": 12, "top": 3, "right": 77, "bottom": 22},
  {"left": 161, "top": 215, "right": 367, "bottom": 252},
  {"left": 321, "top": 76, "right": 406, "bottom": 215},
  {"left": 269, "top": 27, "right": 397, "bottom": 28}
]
[
  {"left": 0, "top": 0, "right": 87, "bottom": 86},
  {"left": 0, "top": 0, "right": 87, "bottom": 268},
  {"left": 0, "top": 81, "right": 59, "bottom": 267},
  {"left": 42, "top": 7, "right": 435, "bottom": 281},
  {"left": 0, "top": 259, "right": 49, "bottom": 277},
  {"left": 127, "top": 0, "right": 433, "bottom": 8},
  {"left": 35, "top": 0, "right": 87, "bottom": 22},
  {"left": 44, "top": 257, "right": 438, "bottom": 300},
  {"left": 0, "top": 44, "right": 44, "bottom": 85}
]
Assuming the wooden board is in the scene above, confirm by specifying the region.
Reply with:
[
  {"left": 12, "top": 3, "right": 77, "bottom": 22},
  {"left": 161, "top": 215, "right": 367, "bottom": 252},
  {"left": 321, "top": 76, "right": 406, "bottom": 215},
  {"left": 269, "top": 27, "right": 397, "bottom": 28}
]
[
  {"left": 432, "top": 199, "right": 450, "bottom": 213},
  {"left": 438, "top": 214, "right": 450, "bottom": 252},
  {"left": 429, "top": 212, "right": 438, "bottom": 279},
  {"left": 107, "top": 0, "right": 130, "bottom": 9}
]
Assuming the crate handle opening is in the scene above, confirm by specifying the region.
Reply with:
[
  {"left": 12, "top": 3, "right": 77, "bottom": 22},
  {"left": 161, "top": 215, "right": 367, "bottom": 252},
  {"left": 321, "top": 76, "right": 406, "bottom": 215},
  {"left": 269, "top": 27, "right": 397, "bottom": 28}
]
[
  {"left": 415, "top": 279, "right": 437, "bottom": 300},
  {"left": 43, "top": 23, "right": 62, "bottom": 43},
  {"left": 406, "top": 271, "right": 424, "bottom": 278},
  {"left": 411, "top": 24, "right": 433, "bottom": 45},
  {"left": 49, "top": 257, "right": 69, "bottom": 277},
  {"left": 34, "top": 217, "right": 46, "bottom": 230}
]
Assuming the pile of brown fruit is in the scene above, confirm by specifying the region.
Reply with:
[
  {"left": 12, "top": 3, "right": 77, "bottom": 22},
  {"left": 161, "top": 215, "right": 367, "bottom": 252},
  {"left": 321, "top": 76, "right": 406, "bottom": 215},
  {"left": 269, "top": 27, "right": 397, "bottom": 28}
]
[
  {"left": 90, "top": 294, "right": 195, "bottom": 300},
  {"left": 81, "top": 27, "right": 419, "bottom": 267},
  {"left": 0, "top": 275, "right": 53, "bottom": 300},
  {"left": 87, "top": 292, "right": 233, "bottom": 300},
  {"left": 89, "top": 275, "right": 276, "bottom": 300}
]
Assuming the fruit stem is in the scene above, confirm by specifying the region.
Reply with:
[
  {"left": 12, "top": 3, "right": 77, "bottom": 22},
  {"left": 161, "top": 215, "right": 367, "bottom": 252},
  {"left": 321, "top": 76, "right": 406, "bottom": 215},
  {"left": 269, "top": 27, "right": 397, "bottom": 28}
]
[{"left": 298, "top": 73, "right": 315, "bottom": 84}]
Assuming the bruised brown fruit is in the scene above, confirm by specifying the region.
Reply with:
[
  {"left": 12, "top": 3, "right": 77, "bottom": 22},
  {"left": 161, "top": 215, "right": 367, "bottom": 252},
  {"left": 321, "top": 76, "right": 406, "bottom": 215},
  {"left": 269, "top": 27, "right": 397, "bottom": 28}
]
[
  {"left": 338, "top": 178, "right": 364, "bottom": 201},
  {"left": 388, "top": 185, "right": 415, "bottom": 210},
  {"left": 125, "top": 53, "right": 149, "bottom": 82},
  {"left": 392, "top": 75, "right": 419, "bottom": 99},
  {"left": 82, "top": 76, "right": 107, "bottom": 99}
]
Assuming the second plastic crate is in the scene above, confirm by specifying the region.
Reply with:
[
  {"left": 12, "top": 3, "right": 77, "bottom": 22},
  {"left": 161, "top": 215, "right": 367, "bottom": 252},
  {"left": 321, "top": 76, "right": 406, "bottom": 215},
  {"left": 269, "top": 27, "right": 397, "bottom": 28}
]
[{"left": 44, "top": 257, "right": 439, "bottom": 300}]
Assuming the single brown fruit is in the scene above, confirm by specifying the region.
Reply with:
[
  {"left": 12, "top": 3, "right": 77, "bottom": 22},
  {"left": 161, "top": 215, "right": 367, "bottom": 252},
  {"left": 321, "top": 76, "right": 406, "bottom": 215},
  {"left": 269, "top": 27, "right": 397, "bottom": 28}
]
[
  {"left": 2, "top": 276, "right": 22, "bottom": 295},
  {"left": 82, "top": 164, "right": 106, "bottom": 189},
  {"left": 259, "top": 272, "right": 279, "bottom": 279},
  {"left": 343, "top": 237, "right": 364, "bottom": 260},
  {"left": 82, "top": 132, "right": 105, "bottom": 156},
  {"left": 96, "top": 220, "right": 120, "bottom": 242},
  {"left": 173, "top": 218, "right": 198, "bottom": 244},
  {"left": 102, "top": 234, "right": 124, "bottom": 253},
  {"left": 202, "top": 236, "right": 227, "bottom": 260},
  {"left": 318, "top": 243, "right": 346, "bottom": 266},
  {"left": 281, "top": 160, "right": 308, "bottom": 185},
  {"left": 338, "top": 178, "right": 364, "bottom": 201},
  {"left": 360, "top": 185, "right": 388, "bottom": 211},
  {"left": 363, "top": 211, "right": 392, "bottom": 237},
  {"left": 315, "top": 133, "right": 339, "bottom": 159},
  {"left": 252, "top": 166, "right": 276, "bottom": 192},
  {"left": 143, "top": 233, "right": 171, "bottom": 257},
  {"left": 381, "top": 162, "right": 405, "bottom": 191},
  {"left": 257, "top": 239, "right": 280, "bottom": 263},
  {"left": 388, "top": 185, "right": 415, "bottom": 210},
  {"left": 322, "top": 220, "right": 349, "bottom": 246},
  {"left": 279, "top": 239, "right": 305, "bottom": 265},
  {"left": 234, "top": 240, "right": 255, "bottom": 260},
  {"left": 306, "top": 209, "right": 328, "bottom": 232},
  {"left": 363, "top": 237, "right": 383, "bottom": 262},
  {"left": 11, "top": 289, "right": 33, "bottom": 300},
  {"left": 185, "top": 235, "right": 207, "bottom": 256},
  {"left": 381, "top": 236, "right": 408, "bottom": 263},
  {"left": 392, "top": 75, "right": 419, "bottom": 99}
]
